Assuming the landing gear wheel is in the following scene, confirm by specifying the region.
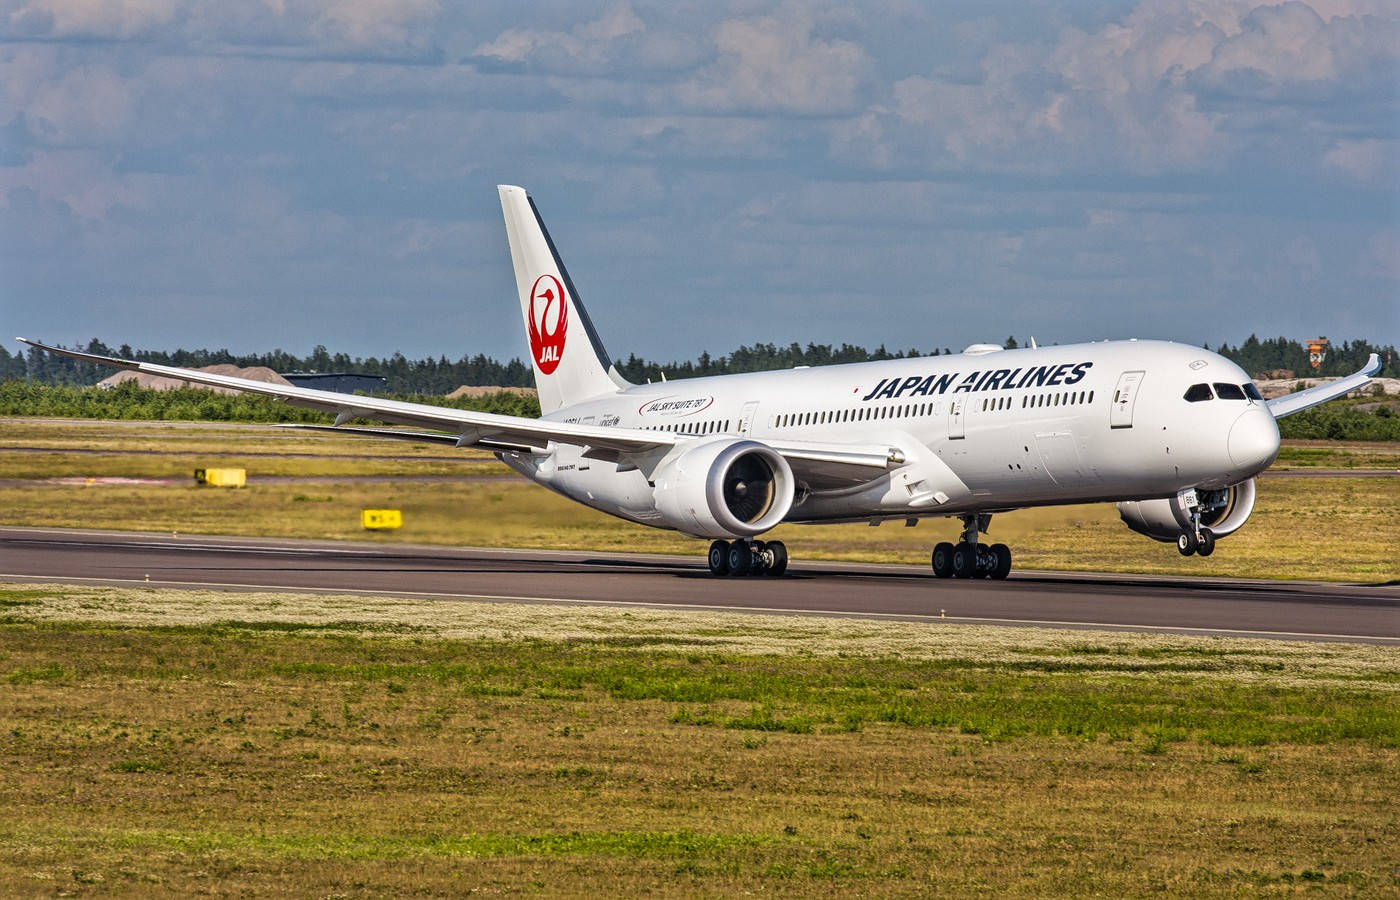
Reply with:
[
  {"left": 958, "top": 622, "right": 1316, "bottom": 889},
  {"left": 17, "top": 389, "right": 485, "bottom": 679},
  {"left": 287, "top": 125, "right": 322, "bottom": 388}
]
[
  {"left": 726, "top": 541, "right": 752, "bottom": 576},
  {"left": 990, "top": 543, "right": 1012, "bottom": 580},
  {"left": 1177, "top": 531, "right": 1198, "bottom": 556},
  {"left": 1196, "top": 527, "right": 1216, "bottom": 557},
  {"left": 764, "top": 541, "right": 788, "bottom": 577},
  {"left": 931, "top": 542, "right": 955, "bottom": 579},
  {"left": 951, "top": 542, "right": 977, "bottom": 579},
  {"left": 707, "top": 540, "right": 730, "bottom": 576},
  {"left": 972, "top": 542, "right": 991, "bottom": 579}
]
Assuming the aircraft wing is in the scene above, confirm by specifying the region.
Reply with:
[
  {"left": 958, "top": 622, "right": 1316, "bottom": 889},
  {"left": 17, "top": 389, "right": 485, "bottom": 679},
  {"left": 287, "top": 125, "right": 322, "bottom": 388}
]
[
  {"left": 762, "top": 439, "right": 905, "bottom": 488},
  {"left": 17, "top": 339, "right": 675, "bottom": 454},
  {"left": 17, "top": 339, "right": 903, "bottom": 487},
  {"left": 1266, "top": 353, "right": 1382, "bottom": 419}
]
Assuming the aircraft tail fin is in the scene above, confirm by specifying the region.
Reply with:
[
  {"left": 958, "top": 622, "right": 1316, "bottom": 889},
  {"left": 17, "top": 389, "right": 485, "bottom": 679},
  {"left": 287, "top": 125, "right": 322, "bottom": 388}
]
[{"left": 498, "top": 185, "right": 629, "bottom": 414}]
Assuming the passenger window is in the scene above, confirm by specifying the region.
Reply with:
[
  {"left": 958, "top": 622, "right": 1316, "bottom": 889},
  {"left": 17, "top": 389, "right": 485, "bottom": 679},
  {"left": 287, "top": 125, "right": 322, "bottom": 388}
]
[
  {"left": 1214, "top": 383, "right": 1246, "bottom": 400},
  {"left": 1243, "top": 383, "right": 1263, "bottom": 401},
  {"left": 1183, "top": 383, "right": 1213, "bottom": 402}
]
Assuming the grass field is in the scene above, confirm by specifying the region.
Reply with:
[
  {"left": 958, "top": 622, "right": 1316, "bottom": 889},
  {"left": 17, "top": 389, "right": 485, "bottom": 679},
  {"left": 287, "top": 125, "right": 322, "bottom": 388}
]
[
  {"left": 1, "top": 418, "right": 1395, "bottom": 582},
  {"left": 1, "top": 582, "right": 1396, "bottom": 896}
]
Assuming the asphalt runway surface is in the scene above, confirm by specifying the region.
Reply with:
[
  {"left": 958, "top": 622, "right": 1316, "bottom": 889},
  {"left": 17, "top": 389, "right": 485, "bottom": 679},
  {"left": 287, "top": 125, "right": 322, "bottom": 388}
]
[{"left": 1, "top": 527, "right": 1395, "bottom": 644}]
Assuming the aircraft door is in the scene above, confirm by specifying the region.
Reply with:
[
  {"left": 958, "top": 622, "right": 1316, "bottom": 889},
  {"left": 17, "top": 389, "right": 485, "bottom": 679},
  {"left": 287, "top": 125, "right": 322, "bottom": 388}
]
[
  {"left": 1110, "top": 371, "right": 1145, "bottom": 429},
  {"left": 948, "top": 397, "right": 966, "bottom": 439},
  {"left": 738, "top": 401, "right": 759, "bottom": 436}
]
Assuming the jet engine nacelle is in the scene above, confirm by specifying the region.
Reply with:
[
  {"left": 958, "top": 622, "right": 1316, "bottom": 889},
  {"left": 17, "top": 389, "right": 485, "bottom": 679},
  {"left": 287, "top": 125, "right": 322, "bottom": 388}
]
[
  {"left": 652, "top": 438, "right": 795, "bottom": 539},
  {"left": 1117, "top": 479, "right": 1257, "bottom": 543}
]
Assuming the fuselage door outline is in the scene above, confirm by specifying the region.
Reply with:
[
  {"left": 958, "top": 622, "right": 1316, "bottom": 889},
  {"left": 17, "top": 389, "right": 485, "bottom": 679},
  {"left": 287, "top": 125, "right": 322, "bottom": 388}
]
[{"left": 1110, "top": 370, "right": 1145, "bottom": 429}]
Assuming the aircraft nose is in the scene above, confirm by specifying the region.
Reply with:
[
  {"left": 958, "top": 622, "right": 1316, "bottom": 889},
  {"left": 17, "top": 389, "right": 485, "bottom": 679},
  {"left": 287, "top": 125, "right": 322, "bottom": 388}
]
[{"left": 1228, "top": 407, "right": 1280, "bottom": 472}]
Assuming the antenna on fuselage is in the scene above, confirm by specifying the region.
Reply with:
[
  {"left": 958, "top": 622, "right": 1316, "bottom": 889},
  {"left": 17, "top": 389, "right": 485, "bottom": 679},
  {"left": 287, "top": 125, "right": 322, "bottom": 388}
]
[{"left": 1029, "top": 337, "right": 1038, "bottom": 349}]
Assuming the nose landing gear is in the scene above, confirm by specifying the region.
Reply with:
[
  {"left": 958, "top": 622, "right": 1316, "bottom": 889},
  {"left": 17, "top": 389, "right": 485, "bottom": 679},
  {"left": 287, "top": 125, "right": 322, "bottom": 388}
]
[
  {"left": 708, "top": 539, "right": 788, "bottom": 577},
  {"left": 1175, "top": 489, "right": 1217, "bottom": 557},
  {"left": 931, "top": 515, "right": 1012, "bottom": 580},
  {"left": 1176, "top": 527, "right": 1216, "bottom": 557}
]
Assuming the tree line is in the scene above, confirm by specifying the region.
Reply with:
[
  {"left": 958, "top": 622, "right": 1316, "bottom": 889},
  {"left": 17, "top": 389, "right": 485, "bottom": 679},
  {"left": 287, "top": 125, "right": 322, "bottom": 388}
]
[
  {"left": 0, "top": 379, "right": 540, "bottom": 423},
  {"left": 1, "top": 334, "right": 1394, "bottom": 393}
]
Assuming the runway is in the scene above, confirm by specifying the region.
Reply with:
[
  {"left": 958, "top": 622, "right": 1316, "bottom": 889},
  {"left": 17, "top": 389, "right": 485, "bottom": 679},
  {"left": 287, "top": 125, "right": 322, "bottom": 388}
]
[{"left": 1, "top": 527, "right": 1395, "bottom": 643}]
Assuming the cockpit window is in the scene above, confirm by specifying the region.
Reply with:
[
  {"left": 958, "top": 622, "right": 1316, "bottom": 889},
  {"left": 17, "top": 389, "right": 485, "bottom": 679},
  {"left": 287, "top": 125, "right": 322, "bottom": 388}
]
[
  {"left": 1184, "top": 383, "right": 1213, "bottom": 402},
  {"left": 1243, "top": 382, "right": 1263, "bottom": 401},
  {"left": 1214, "top": 383, "right": 1246, "bottom": 400}
]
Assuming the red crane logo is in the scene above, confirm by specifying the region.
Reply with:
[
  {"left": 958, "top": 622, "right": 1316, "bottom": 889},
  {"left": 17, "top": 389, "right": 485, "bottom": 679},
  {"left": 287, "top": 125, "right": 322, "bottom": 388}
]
[{"left": 528, "top": 274, "right": 567, "bottom": 375}]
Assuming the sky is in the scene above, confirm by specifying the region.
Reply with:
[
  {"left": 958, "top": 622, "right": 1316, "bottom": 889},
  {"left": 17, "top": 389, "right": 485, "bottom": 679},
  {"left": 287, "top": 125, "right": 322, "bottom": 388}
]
[{"left": 1, "top": 0, "right": 1397, "bottom": 366}]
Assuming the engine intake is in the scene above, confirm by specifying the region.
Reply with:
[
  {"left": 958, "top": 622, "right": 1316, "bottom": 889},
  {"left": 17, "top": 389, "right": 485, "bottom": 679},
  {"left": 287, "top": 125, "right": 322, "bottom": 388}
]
[
  {"left": 1117, "top": 479, "right": 1257, "bottom": 543},
  {"left": 652, "top": 439, "right": 795, "bottom": 538}
]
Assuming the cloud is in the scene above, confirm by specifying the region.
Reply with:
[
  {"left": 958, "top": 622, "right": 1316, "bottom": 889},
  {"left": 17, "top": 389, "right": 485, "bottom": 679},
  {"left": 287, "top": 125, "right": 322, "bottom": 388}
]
[
  {"left": 1323, "top": 138, "right": 1398, "bottom": 185},
  {"left": 471, "top": 4, "right": 702, "bottom": 77},
  {"left": 6, "top": 0, "right": 447, "bottom": 60},
  {"left": 843, "top": 0, "right": 1399, "bottom": 176},
  {"left": 1, "top": 0, "right": 1395, "bottom": 359},
  {"left": 675, "top": 7, "right": 870, "bottom": 115},
  {"left": 476, "top": 3, "right": 644, "bottom": 64},
  {"left": 309, "top": 0, "right": 440, "bottom": 50},
  {"left": 6, "top": 0, "right": 183, "bottom": 39}
]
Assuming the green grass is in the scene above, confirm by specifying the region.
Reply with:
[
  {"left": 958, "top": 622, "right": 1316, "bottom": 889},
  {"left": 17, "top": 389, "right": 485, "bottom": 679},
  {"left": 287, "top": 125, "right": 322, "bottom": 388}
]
[
  {"left": 0, "top": 585, "right": 1396, "bottom": 895},
  {"left": 1274, "top": 443, "right": 1400, "bottom": 469}
]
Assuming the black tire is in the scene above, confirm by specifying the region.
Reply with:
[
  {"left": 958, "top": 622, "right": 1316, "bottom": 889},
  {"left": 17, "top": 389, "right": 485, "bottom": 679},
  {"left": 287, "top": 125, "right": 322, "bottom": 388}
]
[
  {"left": 708, "top": 540, "right": 730, "bottom": 576},
  {"left": 990, "top": 543, "right": 1012, "bottom": 580},
  {"left": 951, "top": 542, "right": 977, "bottom": 578},
  {"left": 765, "top": 540, "right": 788, "bottom": 576},
  {"left": 972, "top": 542, "right": 991, "bottom": 578},
  {"left": 931, "top": 542, "right": 955, "bottom": 578},
  {"left": 1177, "top": 531, "right": 1198, "bottom": 556},
  {"left": 1197, "top": 527, "right": 1216, "bottom": 557},
  {"left": 727, "top": 541, "right": 752, "bottom": 576}
]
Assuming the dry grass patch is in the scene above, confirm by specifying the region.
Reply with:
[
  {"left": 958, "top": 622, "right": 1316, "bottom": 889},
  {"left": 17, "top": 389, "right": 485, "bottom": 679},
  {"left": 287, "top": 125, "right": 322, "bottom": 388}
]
[{"left": 1, "top": 419, "right": 1396, "bottom": 581}]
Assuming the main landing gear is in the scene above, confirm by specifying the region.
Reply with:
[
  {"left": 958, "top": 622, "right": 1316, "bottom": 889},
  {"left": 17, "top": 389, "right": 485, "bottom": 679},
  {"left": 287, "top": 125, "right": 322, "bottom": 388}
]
[
  {"left": 930, "top": 514, "right": 1012, "bottom": 580},
  {"left": 708, "top": 539, "right": 788, "bottom": 577}
]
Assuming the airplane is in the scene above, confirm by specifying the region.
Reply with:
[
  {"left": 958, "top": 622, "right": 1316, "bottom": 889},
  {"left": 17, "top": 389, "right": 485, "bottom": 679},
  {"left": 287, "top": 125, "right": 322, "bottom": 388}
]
[{"left": 19, "top": 185, "right": 1381, "bottom": 580}]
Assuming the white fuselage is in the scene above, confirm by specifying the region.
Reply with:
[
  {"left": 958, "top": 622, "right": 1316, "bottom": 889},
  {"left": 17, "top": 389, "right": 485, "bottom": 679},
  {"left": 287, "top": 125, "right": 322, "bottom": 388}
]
[{"left": 498, "top": 339, "right": 1280, "bottom": 531}]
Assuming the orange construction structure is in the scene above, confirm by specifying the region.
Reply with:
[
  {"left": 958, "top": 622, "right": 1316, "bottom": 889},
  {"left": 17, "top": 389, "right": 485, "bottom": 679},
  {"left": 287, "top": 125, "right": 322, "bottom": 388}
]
[{"left": 1306, "top": 337, "right": 1329, "bottom": 370}]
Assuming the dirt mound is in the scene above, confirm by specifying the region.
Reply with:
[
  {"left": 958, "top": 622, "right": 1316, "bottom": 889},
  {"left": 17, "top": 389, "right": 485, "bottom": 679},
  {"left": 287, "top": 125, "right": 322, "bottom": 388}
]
[
  {"left": 99, "top": 365, "right": 293, "bottom": 396},
  {"left": 446, "top": 385, "right": 537, "bottom": 399}
]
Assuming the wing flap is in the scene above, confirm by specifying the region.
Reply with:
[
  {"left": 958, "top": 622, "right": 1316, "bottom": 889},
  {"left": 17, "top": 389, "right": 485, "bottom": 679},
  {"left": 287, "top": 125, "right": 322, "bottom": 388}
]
[
  {"left": 766, "top": 439, "right": 903, "bottom": 489},
  {"left": 275, "top": 424, "right": 539, "bottom": 454}
]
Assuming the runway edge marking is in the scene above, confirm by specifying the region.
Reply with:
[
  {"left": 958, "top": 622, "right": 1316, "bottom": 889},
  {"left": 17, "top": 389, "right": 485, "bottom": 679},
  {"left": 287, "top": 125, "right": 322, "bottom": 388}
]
[{"left": 0, "top": 572, "right": 1395, "bottom": 645}]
